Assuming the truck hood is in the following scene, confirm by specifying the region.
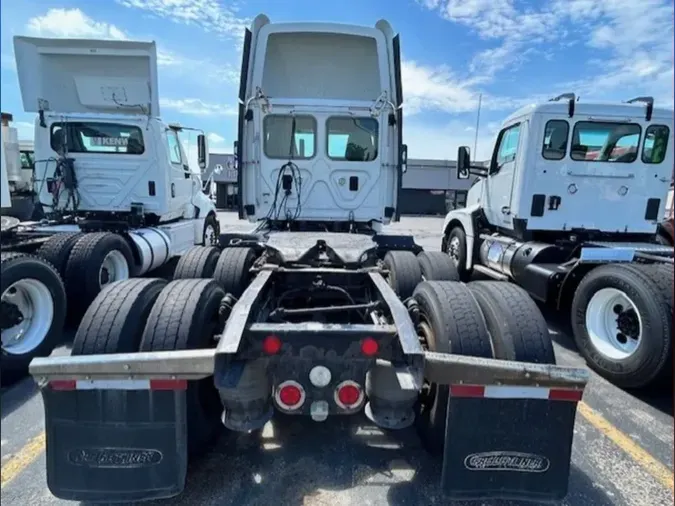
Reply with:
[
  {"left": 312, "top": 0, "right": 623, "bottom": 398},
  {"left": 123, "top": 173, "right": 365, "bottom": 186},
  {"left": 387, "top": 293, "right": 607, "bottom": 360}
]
[{"left": 13, "top": 36, "right": 160, "bottom": 117}]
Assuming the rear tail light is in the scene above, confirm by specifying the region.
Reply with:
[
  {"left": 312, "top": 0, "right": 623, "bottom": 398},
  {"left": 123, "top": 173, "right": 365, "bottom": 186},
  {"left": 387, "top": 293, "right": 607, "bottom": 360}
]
[
  {"left": 360, "top": 337, "right": 379, "bottom": 357},
  {"left": 275, "top": 380, "right": 305, "bottom": 410},
  {"left": 334, "top": 380, "right": 364, "bottom": 410},
  {"left": 262, "top": 334, "right": 282, "bottom": 355}
]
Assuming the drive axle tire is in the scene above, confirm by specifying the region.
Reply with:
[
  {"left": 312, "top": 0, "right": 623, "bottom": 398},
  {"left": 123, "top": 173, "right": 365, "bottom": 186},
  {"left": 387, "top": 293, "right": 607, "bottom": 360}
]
[
  {"left": 72, "top": 278, "right": 167, "bottom": 356},
  {"left": 417, "top": 251, "right": 460, "bottom": 282},
  {"left": 212, "top": 247, "right": 257, "bottom": 298},
  {"left": 65, "top": 232, "right": 136, "bottom": 316},
  {"left": 37, "top": 232, "right": 85, "bottom": 278},
  {"left": 571, "top": 263, "right": 672, "bottom": 388},
  {"left": 412, "top": 281, "right": 493, "bottom": 455},
  {"left": 467, "top": 281, "right": 556, "bottom": 364},
  {"left": 1, "top": 253, "right": 66, "bottom": 377},
  {"left": 173, "top": 246, "right": 221, "bottom": 280},
  {"left": 443, "top": 226, "right": 472, "bottom": 282},
  {"left": 383, "top": 251, "right": 422, "bottom": 300},
  {"left": 140, "top": 279, "right": 225, "bottom": 456}
]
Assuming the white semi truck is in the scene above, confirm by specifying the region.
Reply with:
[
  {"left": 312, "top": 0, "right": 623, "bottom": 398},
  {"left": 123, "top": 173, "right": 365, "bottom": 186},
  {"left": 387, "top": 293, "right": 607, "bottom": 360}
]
[
  {"left": 442, "top": 94, "right": 674, "bottom": 389},
  {"left": 1, "top": 36, "right": 220, "bottom": 376},
  {"left": 27, "top": 16, "right": 589, "bottom": 504}
]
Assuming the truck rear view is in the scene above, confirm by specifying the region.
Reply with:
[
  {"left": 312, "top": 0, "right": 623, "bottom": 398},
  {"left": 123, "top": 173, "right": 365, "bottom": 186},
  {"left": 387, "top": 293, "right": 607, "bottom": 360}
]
[{"left": 28, "top": 15, "right": 590, "bottom": 505}]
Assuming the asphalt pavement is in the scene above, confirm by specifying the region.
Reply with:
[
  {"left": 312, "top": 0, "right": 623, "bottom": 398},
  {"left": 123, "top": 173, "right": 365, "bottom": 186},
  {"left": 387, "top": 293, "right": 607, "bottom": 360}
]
[{"left": 1, "top": 214, "right": 673, "bottom": 506}]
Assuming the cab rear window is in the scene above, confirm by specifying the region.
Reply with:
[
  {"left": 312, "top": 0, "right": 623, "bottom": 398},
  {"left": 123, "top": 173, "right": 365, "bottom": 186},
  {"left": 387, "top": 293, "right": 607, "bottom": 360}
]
[
  {"left": 570, "top": 122, "right": 641, "bottom": 163},
  {"left": 50, "top": 122, "right": 145, "bottom": 155}
]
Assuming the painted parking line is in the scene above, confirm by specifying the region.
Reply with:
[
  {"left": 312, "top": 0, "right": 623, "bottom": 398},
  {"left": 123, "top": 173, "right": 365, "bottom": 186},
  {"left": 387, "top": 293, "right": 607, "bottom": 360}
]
[
  {"left": 0, "top": 432, "right": 45, "bottom": 489},
  {"left": 1, "top": 400, "right": 672, "bottom": 498},
  {"left": 577, "top": 402, "right": 674, "bottom": 492}
]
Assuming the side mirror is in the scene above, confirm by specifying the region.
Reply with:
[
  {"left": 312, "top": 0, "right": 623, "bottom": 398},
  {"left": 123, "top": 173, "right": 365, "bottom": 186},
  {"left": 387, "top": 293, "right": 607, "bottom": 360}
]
[
  {"left": 197, "top": 134, "right": 209, "bottom": 170},
  {"left": 457, "top": 146, "right": 470, "bottom": 180},
  {"left": 233, "top": 140, "right": 239, "bottom": 170},
  {"left": 400, "top": 144, "right": 408, "bottom": 173}
]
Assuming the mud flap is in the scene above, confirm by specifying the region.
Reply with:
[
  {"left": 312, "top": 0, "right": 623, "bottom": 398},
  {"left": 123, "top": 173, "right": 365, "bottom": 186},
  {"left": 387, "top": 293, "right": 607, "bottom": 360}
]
[
  {"left": 41, "top": 384, "right": 188, "bottom": 503},
  {"left": 441, "top": 390, "right": 579, "bottom": 504}
]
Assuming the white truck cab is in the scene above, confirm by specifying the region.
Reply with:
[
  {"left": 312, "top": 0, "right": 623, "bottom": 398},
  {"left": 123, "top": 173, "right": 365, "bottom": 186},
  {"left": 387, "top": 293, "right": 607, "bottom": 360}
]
[
  {"left": 442, "top": 94, "right": 674, "bottom": 390},
  {"left": 236, "top": 15, "right": 406, "bottom": 229},
  {"left": 449, "top": 94, "right": 673, "bottom": 241},
  {"left": 13, "top": 36, "right": 217, "bottom": 245}
]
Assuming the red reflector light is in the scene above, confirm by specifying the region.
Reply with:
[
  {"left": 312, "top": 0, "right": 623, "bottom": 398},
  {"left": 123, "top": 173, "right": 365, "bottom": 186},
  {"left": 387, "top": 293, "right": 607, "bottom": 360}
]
[
  {"left": 49, "top": 380, "right": 77, "bottom": 391},
  {"left": 548, "top": 388, "right": 584, "bottom": 402},
  {"left": 360, "top": 337, "right": 379, "bottom": 357},
  {"left": 150, "top": 379, "right": 188, "bottom": 391},
  {"left": 334, "top": 380, "right": 364, "bottom": 410},
  {"left": 263, "top": 335, "right": 282, "bottom": 355},
  {"left": 275, "top": 380, "right": 305, "bottom": 410}
]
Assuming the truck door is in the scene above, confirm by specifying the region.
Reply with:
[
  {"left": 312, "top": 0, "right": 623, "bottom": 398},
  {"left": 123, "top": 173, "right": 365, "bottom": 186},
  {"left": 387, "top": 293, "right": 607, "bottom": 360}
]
[
  {"left": 165, "top": 129, "right": 193, "bottom": 215},
  {"left": 485, "top": 122, "right": 523, "bottom": 228}
]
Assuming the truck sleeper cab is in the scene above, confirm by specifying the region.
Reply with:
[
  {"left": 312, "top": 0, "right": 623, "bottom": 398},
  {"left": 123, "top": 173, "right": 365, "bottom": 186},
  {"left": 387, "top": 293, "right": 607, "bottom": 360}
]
[{"left": 237, "top": 15, "right": 405, "bottom": 227}]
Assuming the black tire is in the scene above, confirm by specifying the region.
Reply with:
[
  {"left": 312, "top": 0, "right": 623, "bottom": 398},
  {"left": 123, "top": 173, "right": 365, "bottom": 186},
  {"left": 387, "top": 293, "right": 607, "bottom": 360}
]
[
  {"left": 202, "top": 213, "right": 220, "bottom": 246},
  {"left": 571, "top": 263, "right": 673, "bottom": 388},
  {"left": 383, "top": 251, "right": 422, "bottom": 299},
  {"left": 417, "top": 251, "right": 460, "bottom": 282},
  {"left": 37, "top": 232, "right": 84, "bottom": 278},
  {"left": 212, "top": 247, "right": 257, "bottom": 298},
  {"left": 140, "top": 279, "right": 225, "bottom": 455},
  {"left": 1, "top": 253, "right": 67, "bottom": 375},
  {"left": 467, "top": 281, "right": 556, "bottom": 364},
  {"left": 65, "top": 232, "right": 137, "bottom": 316},
  {"left": 412, "top": 281, "right": 493, "bottom": 455},
  {"left": 72, "top": 278, "right": 167, "bottom": 356},
  {"left": 173, "top": 246, "right": 221, "bottom": 280},
  {"left": 444, "top": 226, "right": 472, "bottom": 282}
]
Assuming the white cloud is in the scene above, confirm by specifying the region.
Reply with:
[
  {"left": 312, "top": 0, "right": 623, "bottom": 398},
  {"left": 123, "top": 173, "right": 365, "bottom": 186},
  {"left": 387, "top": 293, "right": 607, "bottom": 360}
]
[
  {"left": 21, "top": 8, "right": 240, "bottom": 87},
  {"left": 402, "top": 60, "right": 481, "bottom": 115},
  {"left": 116, "top": 0, "right": 249, "bottom": 41},
  {"left": 160, "top": 98, "right": 238, "bottom": 116},
  {"left": 418, "top": 0, "right": 675, "bottom": 104},
  {"left": 24, "top": 8, "right": 182, "bottom": 68},
  {"left": 405, "top": 119, "right": 499, "bottom": 162},
  {"left": 208, "top": 132, "right": 225, "bottom": 144},
  {"left": 26, "top": 8, "right": 127, "bottom": 40}
]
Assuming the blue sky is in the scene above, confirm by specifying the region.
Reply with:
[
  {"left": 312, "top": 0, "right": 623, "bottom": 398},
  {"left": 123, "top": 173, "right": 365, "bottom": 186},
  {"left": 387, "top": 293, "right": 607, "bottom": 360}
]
[{"left": 1, "top": 0, "right": 673, "bottom": 161}]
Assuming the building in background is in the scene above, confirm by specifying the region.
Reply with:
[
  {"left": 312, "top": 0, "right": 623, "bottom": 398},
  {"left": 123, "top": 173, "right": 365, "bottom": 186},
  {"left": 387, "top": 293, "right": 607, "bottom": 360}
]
[
  {"left": 204, "top": 153, "right": 238, "bottom": 209},
  {"left": 206, "top": 153, "right": 482, "bottom": 215}
]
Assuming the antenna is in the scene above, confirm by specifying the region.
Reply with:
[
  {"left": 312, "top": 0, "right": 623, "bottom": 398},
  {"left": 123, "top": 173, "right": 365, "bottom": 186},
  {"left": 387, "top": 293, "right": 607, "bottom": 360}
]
[{"left": 473, "top": 93, "right": 482, "bottom": 158}]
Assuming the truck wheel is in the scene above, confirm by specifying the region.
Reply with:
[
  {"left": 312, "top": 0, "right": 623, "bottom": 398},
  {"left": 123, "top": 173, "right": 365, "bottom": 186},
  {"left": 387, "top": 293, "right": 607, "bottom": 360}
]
[
  {"left": 383, "top": 251, "right": 422, "bottom": 299},
  {"left": 468, "top": 281, "right": 556, "bottom": 364},
  {"left": 65, "top": 232, "right": 136, "bottom": 315},
  {"left": 212, "top": 247, "right": 257, "bottom": 298},
  {"left": 37, "top": 232, "right": 84, "bottom": 278},
  {"left": 417, "top": 251, "right": 460, "bottom": 281},
  {"left": 140, "top": 279, "right": 225, "bottom": 456},
  {"left": 412, "top": 281, "right": 493, "bottom": 455},
  {"left": 444, "top": 226, "right": 472, "bottom": 282},
  {"left": 173, "top": 246, "right": 221, "bottom": 279},
  {"left": 1, "top": 253, "right": 66, "bottom": 376},
  {"left": 72, "top": 278, "right": 167, "bottom": 355},
  {"left": 571, "top": 264, "right": 672, "bottom": 388},
  {"left": 202, "top": 213, "right": 220, "bottom": 246}
]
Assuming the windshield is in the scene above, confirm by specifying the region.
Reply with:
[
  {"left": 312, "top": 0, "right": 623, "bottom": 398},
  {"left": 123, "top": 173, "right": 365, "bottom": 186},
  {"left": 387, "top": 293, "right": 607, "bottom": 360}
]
[{"left": 571, "top": 121, "right": 641, "bottom": 162}]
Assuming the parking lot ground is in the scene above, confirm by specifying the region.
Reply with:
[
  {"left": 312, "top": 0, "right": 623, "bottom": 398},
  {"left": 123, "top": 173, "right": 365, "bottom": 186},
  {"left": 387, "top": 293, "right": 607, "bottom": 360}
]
[{"left": 2, "top": 215, "right": 673, "bottom": 506}]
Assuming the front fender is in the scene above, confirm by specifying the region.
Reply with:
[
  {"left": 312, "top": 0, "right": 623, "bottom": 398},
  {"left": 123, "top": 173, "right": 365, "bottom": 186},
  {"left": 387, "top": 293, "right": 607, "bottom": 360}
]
[{"left": 442, "top": 205, "right": 479, "bottom": 269}]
